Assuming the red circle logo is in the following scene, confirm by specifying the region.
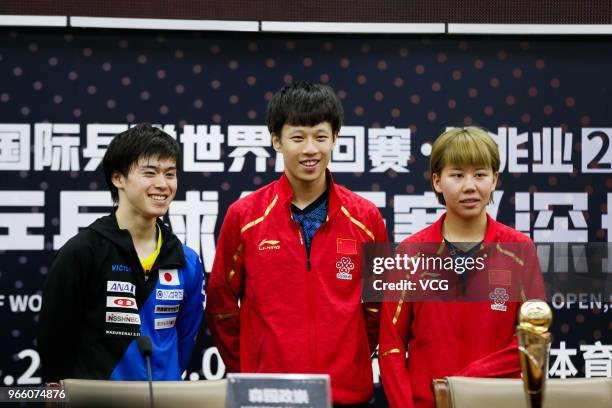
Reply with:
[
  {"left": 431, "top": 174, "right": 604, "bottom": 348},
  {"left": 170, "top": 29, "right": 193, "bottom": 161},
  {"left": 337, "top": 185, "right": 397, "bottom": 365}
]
[
  {"left": 114, "top": 298, "right": 134, "bottom": 307},
  {"left": 164, "top": 272, "right": 172, "bottom": 282}
]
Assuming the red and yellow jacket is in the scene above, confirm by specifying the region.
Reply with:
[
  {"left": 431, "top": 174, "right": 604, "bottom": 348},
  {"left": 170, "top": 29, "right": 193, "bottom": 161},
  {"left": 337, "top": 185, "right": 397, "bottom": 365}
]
[
  {"left": 207, "top": 171, "right": 388, "bottom": 404},
  {"left": 379, "top": 213, "right": 545, "bottom": 408}
]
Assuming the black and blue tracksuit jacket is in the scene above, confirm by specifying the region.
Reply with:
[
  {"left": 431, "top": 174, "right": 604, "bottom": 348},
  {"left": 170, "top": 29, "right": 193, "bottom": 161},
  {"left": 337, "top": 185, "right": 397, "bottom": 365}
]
[{"left": 38, "top": 213, "right": 205, "bottom": 382}]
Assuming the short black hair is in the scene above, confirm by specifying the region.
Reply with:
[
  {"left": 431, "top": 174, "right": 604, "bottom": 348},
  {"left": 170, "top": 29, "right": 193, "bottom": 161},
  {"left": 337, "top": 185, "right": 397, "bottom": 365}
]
[
  {"left": 266, "top": 81, "right": 344, "bottom": 137},
  {"left": 103, "top": 123, "right": 180, "bottom": 204}
]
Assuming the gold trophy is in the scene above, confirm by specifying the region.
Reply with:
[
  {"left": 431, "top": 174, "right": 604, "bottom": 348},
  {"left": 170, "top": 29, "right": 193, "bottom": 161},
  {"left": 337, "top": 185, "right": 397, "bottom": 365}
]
[{"left": 517, "top": 300, "right": 553, "bottom": 408}]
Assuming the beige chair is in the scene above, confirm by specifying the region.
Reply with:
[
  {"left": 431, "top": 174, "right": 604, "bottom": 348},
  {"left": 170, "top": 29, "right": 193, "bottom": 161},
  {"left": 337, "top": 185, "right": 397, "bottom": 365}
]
[
  {"left": 59, "top": 378, "right": 227, "bottom": 408},
  {"left": 432, "top": 377, "right": 612, "bottom": 408}
]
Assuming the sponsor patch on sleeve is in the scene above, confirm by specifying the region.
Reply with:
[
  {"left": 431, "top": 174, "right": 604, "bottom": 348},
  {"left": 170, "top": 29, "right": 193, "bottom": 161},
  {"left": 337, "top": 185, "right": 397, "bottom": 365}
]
[
  {"left": 105, "top": 312, "right": 141, "bottom": 325},
  {"left": 154, "top": 304, "right": 180, "bottom": 314},
  {"left": 107, "top": 280, "right": 136, "bottom": 295},
  {"left": 156, "top": 289, "right": 184, "bottom": 301},
  {"left": 106, "top": 296, "right": 138, "bottom": 310},
  {"left": 155, "top": 317, "right": 176, "bottom": 330},
  {"left": 159, "top": 269, "right": 180, "bottom": 286}
]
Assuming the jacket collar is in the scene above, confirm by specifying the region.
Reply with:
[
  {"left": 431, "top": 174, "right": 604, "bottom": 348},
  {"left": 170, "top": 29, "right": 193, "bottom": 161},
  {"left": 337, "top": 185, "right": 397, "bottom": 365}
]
[
  {"left": 88, "top": 210, "right": 185, "bottom": 269},
  {"left": 431, "top": 212, "right": 498, "bottom": 243},
  {"left": 276, "top": 169, "right": 342, "bottom": 218}
]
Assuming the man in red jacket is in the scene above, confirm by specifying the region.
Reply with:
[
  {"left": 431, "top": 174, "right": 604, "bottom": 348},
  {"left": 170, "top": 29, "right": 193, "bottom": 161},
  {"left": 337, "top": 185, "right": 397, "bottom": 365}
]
[
  {"left": 379, "top": 127, "right": 546, "bottom": 408},
  {"left": 207, "top": 81, "right": 388, "bottom": 406}
]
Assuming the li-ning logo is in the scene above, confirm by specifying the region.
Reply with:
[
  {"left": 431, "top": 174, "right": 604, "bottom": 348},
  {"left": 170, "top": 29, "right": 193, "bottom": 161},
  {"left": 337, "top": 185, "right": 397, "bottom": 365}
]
[
  {"left": 258, "top": 239, "right": 280, "bottom": 251},
  {"left": 489, "top": 287, "right": 509, "bottom": 312},
  {"left": 336, "top": 257, "right": 355, "bottom": 280}
]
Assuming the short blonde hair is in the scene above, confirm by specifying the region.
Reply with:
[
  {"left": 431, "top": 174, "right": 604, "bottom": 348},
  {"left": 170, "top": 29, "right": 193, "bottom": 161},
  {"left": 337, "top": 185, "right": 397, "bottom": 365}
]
[{"left": 430, "top": 127, "right": 500, "bottom": 205}]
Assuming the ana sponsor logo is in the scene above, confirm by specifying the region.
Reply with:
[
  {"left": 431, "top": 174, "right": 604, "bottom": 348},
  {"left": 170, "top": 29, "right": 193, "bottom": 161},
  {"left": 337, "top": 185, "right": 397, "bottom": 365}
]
[
  {"left": 159, "top": 269, "right": 179, "bottom": 286},
  {"left": 156, "top": 289, "right": 183, "bottom": 301},
  {"left": 107, "top": 281, "right": 136, "bottom": 295},
  {"left": 258, "top": 239, "right": 280, "bottom": 251},
  {"left": 105, "top": 312, "right": 141, "bottom": 325},
  {"left": 106, "top": 296, "right": 137, "bottom": 310},
  {"left": 155, "top": 304, "right": 180, "bottom": 314},
  {"left": 155, "top": 317, "right": 176, "bottom": 330},
  {"left": 490, "top": 287, "right": 509, "bottom": 312},
  {"left": 336, "top": 256, "right": 355, "bottom": 280}
]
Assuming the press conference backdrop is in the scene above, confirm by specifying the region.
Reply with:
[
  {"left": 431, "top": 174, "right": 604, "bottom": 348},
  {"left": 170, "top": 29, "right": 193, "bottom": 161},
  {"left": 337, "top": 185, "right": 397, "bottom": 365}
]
[{"left": 0, "top": 28, "right": 611, "bottom": 401}]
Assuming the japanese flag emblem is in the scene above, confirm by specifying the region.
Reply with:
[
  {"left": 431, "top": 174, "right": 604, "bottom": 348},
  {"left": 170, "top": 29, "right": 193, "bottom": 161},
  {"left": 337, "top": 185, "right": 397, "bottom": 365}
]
[{"left": 160, "top": 269, "right": 179, "bottom": 286}]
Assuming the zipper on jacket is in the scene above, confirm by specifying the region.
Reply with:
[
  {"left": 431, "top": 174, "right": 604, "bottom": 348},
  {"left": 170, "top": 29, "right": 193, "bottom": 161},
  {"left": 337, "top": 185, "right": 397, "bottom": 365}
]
[
  {"left": 305, "top": 221, "right": 327, "bottom": 272},
  {"left": 292, "top": 207, "right": 331, "bottom": 372},
  {"left": 292, "top": 207, "right": 330, "bottom": 271}
]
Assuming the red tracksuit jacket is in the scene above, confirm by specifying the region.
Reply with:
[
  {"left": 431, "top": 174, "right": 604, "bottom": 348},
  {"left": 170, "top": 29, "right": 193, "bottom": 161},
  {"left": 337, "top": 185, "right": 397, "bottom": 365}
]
[
  {"left": 379, "top": 213, "right": 546, "bottom": 408},
  {"left": 207, "top": 171, "right": 388, "bottom": 404}
]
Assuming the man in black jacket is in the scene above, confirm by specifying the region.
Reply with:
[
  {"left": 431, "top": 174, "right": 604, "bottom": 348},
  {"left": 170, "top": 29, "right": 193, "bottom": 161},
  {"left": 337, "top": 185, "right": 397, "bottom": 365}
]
[{"left": 38, "top": 123, "right": 205, "bottom": 382}]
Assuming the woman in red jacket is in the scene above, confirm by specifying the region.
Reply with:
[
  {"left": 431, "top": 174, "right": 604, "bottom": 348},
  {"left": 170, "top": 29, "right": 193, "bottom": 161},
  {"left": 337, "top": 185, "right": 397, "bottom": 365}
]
[{"left": 379, "top": 127, "right": 545, "bottom": 408}]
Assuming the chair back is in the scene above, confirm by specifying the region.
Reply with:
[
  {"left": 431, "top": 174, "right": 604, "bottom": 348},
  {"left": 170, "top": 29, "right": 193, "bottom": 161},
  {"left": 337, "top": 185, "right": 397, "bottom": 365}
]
[{"left": 432, "top": 377, "right": 612, "bottom": 408}]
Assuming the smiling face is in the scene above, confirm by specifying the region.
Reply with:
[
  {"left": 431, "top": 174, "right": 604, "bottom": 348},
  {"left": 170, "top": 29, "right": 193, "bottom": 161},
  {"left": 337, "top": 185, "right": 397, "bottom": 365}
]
[
  {"left": 432, "top": 164, "right": 498, "bottom": 221},
  {"left": 112, "top": 156, "right": 177, "bottom": 220},
  {"left": 272, "top": 121, "right": 336, "bottom": 192}
]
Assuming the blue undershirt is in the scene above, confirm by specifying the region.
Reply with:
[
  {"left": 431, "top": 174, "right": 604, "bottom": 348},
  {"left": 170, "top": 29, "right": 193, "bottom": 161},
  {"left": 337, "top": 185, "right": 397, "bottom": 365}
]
[{"left": 291, "top": 190, "right": 329, "bottom": 257}]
